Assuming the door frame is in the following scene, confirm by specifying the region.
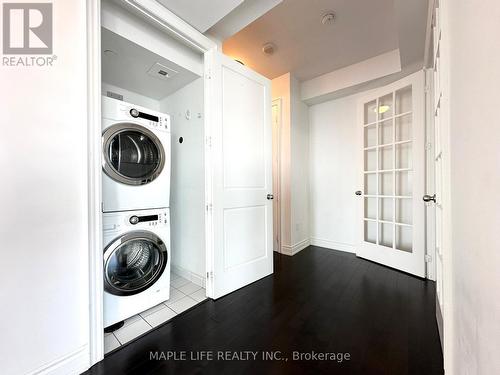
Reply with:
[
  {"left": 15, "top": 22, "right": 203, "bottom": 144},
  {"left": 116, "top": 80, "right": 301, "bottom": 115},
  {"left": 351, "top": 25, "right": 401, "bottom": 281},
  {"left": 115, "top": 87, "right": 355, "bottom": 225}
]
[
  {"left": 272, "top": 98, "right": 282, "bottom": 253},
  {"left": 425, "top": 0, "right": 455, "bottom": 372},
  {"left": 86, "top": 0, "right": 218, "bottom": 366},
  {"left": 424, "top": 69, "right": 436, "bottom": 281}
]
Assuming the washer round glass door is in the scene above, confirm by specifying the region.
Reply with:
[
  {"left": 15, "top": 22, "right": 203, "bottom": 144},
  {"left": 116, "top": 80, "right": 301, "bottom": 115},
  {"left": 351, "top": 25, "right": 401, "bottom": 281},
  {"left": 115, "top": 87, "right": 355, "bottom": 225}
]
[
  {"left": 102, "top": 123, "right": 165, "bottom": 185},
  {"left": 104, "top": 231, "right": 168, "bottom": 296}
]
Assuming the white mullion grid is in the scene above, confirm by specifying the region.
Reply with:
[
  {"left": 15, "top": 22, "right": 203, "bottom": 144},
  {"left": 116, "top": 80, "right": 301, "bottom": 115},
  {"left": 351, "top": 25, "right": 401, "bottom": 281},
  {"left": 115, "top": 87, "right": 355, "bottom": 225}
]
[
  {"left": 392, "top": 90, "right": 397, "bottom": 250},
  {"left": 373, "top": 139, "right": 411, "bottom": 150},
  {"left": 373, "top": 167, "right": 412, "bottom": 173},
  {"left": 364, "top": 121, "right": 377, "bottom": 128}
]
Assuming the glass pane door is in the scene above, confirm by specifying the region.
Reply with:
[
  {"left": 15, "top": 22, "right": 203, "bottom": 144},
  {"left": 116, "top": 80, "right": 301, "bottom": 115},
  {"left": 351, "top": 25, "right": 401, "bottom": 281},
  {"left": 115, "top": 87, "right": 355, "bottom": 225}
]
[{"left": 363, "top": 85, "right": 414, "bottom": 253}]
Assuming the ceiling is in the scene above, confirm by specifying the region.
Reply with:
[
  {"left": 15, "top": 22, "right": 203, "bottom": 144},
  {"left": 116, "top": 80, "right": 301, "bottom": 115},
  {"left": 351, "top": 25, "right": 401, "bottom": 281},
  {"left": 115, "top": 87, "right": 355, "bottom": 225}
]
[
  {"left": 101, "top": 28, "right": 199, "bottom": 100},
  {"left": 156, "top": 0, "right": 244, "bottom": 32},
  {"left": 222, "top": 0, "right": 429, "bottom": 81}
]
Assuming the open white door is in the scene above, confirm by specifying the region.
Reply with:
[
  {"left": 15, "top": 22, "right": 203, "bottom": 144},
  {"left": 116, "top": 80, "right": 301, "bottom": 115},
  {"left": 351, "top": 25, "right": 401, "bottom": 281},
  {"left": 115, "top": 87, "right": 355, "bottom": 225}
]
[
  {"left": 356, "top": 72, "right": 426, "bottom": 277},
  {"left": 210, "top": 52, "right": 273, "bottom": 299}
]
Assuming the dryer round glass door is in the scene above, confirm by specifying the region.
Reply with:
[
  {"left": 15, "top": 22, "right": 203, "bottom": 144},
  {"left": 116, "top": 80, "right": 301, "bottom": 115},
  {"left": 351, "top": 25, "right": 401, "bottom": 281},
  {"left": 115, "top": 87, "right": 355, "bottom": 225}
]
[
  {"left": 103, "top": 231, "right": 168, "bottom": 296},
  {"left": 102, "top": 123, "right": 165, "bottom": 185}
]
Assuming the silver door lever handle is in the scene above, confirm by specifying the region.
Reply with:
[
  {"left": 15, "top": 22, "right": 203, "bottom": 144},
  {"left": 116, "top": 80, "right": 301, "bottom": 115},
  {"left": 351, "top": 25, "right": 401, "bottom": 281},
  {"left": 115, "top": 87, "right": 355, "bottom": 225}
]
[{"left": 423, "top": 194, "right": 436, "bottom": 203}]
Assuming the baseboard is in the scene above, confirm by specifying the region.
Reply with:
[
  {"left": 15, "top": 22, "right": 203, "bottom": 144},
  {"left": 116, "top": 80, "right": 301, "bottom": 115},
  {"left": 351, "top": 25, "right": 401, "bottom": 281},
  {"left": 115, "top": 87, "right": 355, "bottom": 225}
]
[
  {"left": 281, "top": 238, "right": 310, "bottom": 256},
  {"left": 172, "top": 264, "right": 205, "bottom": 288},
  {"left": 310, "top": 238, "right": 356, "bottom": 253},
  {"left": 28, "top": 345, "right": 89, "bottom": 375}
]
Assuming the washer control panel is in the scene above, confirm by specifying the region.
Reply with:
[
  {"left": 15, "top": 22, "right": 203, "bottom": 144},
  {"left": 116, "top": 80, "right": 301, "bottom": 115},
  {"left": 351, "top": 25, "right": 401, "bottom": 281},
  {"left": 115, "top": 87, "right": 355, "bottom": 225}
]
[{"left": 102, "top": 209, "right": 169, "bottom": 233}]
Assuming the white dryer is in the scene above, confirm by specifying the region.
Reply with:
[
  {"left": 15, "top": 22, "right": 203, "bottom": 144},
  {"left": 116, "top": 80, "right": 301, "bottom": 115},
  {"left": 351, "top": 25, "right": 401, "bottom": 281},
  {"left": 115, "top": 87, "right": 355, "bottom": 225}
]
[
  {"left": 102, "top": 96, "right": 171, "bottom": 213},
  {"left": 103, "top": 208, "right": 170, "bottom": 328}
]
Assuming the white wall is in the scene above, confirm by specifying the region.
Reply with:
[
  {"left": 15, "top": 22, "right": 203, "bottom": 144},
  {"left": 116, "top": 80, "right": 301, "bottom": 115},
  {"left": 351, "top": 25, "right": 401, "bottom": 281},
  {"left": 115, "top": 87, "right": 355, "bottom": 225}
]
[
  {"left": 271, "top": 73, "right": 310, "bottom": 255},
  {"left": 0, "top": 1, "right": 91, "bottom": 373},
  {"left": 102, "top": 82, "right": 160, "bottom": 110},
  {"left": 446, "top": 1, "right": 500, "bottom": 373},
  {"left": 290, "top": 76, "right": 310, "bottom": 246},
  {"left": 271, "top": 73, "right": 292, "bottom": 250},
  {"left": 308, "top": 94, "right": 360, "bottom": 252},
  {"left": 161, "top": 78, "right": 205, "bottom": 283}
]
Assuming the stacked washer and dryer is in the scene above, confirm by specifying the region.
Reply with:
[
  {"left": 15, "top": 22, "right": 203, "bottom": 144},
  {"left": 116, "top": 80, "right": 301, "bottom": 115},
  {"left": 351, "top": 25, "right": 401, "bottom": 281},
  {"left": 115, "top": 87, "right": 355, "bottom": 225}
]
[{"left": 101, "top": 96, "right": 172, "bottom": 329}]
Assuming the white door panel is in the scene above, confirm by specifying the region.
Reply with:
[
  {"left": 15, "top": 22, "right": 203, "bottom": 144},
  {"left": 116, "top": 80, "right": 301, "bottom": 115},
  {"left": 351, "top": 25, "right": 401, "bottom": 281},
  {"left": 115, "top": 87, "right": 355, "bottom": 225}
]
[
  {"left": 211, "top": 52, "right": 273, "bottom": 298},
  {"left": 223, "top": 68, "right": 266, "bottom": 189},
  {"left": 357, "top": 72, "right": 426, "bottom": 277}
]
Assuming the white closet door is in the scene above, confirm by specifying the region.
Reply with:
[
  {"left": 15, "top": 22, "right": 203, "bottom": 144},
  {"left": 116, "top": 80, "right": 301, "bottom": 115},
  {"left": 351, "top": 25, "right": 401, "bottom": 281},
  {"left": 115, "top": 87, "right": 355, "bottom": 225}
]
[
  {"left": 357, "top": 72, "right": 426, "bottom": 277},
  {"left": 210, "top": 52, "right": 273, "bottom": 298}
]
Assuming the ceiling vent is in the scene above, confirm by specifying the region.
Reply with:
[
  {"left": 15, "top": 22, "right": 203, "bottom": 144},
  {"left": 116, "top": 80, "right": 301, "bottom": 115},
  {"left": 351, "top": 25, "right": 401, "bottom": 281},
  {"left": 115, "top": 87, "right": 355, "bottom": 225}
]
[{"left": 147, "top": 62, "right": 178, "bottom": 81}]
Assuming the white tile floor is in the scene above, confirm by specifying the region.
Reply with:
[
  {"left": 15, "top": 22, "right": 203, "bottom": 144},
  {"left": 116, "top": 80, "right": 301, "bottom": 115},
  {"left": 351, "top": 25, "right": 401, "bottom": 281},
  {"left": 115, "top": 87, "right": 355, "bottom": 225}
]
[{"left": 104, "top": 273, "right": 206, "bottom": 354}]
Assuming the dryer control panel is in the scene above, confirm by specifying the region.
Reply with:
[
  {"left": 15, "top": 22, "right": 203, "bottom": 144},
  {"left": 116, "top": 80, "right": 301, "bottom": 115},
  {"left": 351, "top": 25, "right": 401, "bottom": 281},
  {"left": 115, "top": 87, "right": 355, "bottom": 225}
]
[
  {"left": 128, "top": 212, "right": 168, "bottom": 227},
  {"left": 127, "top": 107, "right": 170, "bottom": 132},
  {"left": 102, "top": 96, "right": 171, "bottom": 132}
]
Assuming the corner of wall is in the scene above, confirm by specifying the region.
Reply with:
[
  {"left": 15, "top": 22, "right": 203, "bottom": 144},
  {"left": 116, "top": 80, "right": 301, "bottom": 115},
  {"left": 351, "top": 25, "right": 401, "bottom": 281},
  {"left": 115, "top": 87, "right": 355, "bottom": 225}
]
[{"left": 272, "top": 73, "right": 311, "bottom": 253}]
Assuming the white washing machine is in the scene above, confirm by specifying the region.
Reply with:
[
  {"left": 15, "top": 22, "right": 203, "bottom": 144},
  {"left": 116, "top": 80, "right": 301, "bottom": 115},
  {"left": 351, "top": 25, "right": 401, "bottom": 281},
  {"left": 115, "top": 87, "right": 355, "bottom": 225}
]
[
  {"left": 103, "top": 208, "right": 170, "bottom": 328},
  {"left": 102, "top": 96, "right": 171, "bottom": 213}
]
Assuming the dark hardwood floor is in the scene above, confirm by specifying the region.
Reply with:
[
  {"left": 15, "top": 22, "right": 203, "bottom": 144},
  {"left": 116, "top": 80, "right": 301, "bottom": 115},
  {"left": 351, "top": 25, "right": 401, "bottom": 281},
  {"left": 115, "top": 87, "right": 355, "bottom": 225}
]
[{"left": 84, "top": 246, "right": 443, "bottom": 375}]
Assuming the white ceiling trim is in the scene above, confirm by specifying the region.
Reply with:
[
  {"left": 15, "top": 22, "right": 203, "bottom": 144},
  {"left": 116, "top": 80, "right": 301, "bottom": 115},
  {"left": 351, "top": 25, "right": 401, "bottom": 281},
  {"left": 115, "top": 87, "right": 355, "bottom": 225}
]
[
  {"left": 301, "top": 49, "right": 402, "bottom": 103},
  {"left": 117, "top": 0, "right": 216, "bottom": 52}
]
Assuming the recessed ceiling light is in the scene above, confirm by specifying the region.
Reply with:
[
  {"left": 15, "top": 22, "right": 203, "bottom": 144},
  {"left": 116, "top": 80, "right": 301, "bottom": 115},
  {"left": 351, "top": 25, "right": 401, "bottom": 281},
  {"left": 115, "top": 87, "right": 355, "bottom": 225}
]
[
  {"left": 262, "top": 43, "right": 276, "bottom": 56},
  {"left": 321, "top": 12, "right": 335, "bottom": 25}
]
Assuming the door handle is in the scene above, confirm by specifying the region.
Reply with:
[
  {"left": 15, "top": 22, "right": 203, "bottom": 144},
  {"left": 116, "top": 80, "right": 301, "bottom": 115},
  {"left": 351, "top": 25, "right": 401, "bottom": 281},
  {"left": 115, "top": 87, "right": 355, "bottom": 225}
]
[
  {"left": 267, "top": 194, "right": 274, "bottom": 200},
  {"left": 423, "top": 194, "right": 436, "bottom": 203},
  {"left": 355, "top": 190, "right": 362, "bottom": 196}
]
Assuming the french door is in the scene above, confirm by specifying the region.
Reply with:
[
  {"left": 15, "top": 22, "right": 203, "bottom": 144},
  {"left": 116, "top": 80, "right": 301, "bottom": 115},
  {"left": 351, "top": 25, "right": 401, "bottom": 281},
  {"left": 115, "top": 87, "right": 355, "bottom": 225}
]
[
  {"left": 210, "top": 52, "right": 274, "bottom": 298},
  {"left": 357, "top": 72, "right": 426, "bottom": 277}
]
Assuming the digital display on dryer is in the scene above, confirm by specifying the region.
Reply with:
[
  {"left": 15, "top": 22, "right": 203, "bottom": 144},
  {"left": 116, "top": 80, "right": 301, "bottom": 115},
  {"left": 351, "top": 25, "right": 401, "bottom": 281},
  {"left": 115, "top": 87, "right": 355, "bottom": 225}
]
[
  {"left": 130, "top": 108, "right": 159, "bottom": 122},
  {"left": 137, "top": 215, "right": 159, "bottom": 222},
  {"left": 129, "top": 215, "right": 159, "bottom": 225},
  {"left": 138, "top": 112, "right": 159, "bottom": 122}
]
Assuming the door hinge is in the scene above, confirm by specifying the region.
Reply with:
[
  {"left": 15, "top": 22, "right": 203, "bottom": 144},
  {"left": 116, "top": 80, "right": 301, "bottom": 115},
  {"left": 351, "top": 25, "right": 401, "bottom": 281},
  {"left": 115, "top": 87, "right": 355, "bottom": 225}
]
[
  {"left": 425, "top": 254, "right": 433, "bottom": 263},
  {"left": 206, "top": 136, "right": 212, "bottom": 148},
  {"left": 425, "top": 142, "right": 432, "bottom": 151},
  {"left": 207, "top": 271, "right": 214, "bottom": 279},
  {"left": 206, "top": 203, "right": 213, "bottom": 212}
]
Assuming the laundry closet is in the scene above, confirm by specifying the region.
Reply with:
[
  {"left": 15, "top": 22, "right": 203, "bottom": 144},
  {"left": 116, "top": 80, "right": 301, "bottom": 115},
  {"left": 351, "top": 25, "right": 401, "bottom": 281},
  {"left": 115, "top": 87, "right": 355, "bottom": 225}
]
[
  {"left": 99, "top": 0, "right": 207, "bottom": 349},
  {"left": 97, "top": 0, "right": 274, "bottom": 354}
]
